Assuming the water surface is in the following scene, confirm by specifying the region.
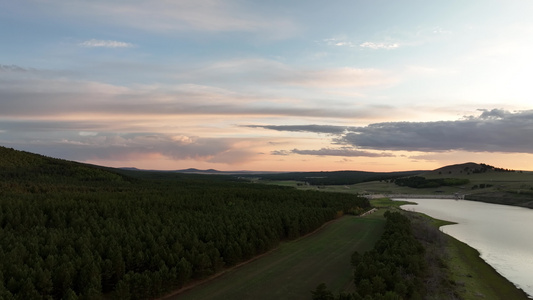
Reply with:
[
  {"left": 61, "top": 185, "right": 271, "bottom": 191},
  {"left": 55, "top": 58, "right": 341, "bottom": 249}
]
[{"left": 397, "top": 198, "right": 533, "bottom": 297}]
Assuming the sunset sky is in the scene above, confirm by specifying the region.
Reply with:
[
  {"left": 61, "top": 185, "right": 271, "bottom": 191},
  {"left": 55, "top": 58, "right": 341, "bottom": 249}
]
[{"left": 2, "top": 0, "right": 533, "bottom": 172}]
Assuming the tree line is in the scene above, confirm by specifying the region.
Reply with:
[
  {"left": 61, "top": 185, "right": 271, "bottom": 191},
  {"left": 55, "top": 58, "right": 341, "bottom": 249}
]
[{"left": 312, "top": 211, "right": 452, "bottom": 300}]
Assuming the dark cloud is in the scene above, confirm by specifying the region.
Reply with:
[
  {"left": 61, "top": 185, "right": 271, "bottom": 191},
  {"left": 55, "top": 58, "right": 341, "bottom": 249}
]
[
  {"left": 291, "top": 148, "right": 394, "bottom": 157},
  {"left": 245, "top": 124, "right": 350, "bottom": 134},
  {"left": 270, "top": 150, "right": 290, "bottom": 156},
  {"left": 477, "top": 108, "right": 509, "bottom": 119},
  {"left": 339, "top": 109, "right": 533, "bottom": 153},
  {"left": 271, "top": 148, "right": 394, "bottom": 157},
  {"left": 259, "top": 109, "right": 533, "bottom": 156}
]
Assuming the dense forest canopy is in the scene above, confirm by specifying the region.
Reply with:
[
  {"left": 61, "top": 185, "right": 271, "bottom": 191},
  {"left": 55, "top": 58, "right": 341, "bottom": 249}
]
[{"left": 0, "top": 146, "right": 370, "bottom": 299}]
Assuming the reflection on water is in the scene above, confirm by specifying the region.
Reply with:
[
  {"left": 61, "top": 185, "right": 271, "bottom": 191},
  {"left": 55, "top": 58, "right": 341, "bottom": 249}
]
[{"left": 398, "top": 198, "right": 533, "bottom": 297}]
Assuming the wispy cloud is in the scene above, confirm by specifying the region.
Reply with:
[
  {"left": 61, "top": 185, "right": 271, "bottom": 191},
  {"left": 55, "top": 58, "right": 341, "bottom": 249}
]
[
  {"left": 323, "top": 38, "right": 400, "bottom": 50},
  {"left": 78, "top": 39, "right": 135, "bottom": 48},
  {"left": 324, "top": 25, "right": 453, "bottom": 51},
  {"left": 322, "top": 38, "right": 356, "bottom": 47},
  {"left": 0, "top": 75, "right": 362, "bottom": 119},
  {"left": 359, "top": 42, "right": 399, "bottom": 50},
  {"left": 292, "top": 148, "right": 394, "bottom": 157},
  {"left": 193, "top": 58, "right": 397, "bottom": 89},
  {"left": 283, "top": 67, "right": 396, "bottom": 88},
  {"left": 2, "top": 132, "right": 256, "bottom": 165},
  {"left": 244, "top": 125, "right": 349, "bottom": 134},
  {"left": 0, "top": 64, "right": 33, "bottom": 72},
  {"left": 36, "top": 0, "right": 298, "bottom": 39},
  {"left": 0, "top": 61, "right": 400, "bottom": 122}
]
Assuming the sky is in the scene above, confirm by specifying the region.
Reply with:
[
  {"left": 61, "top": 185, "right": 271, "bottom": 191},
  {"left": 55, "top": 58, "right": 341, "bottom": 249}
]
[{"left": 2, "top": 0, "right": 533, "bottom": 172}]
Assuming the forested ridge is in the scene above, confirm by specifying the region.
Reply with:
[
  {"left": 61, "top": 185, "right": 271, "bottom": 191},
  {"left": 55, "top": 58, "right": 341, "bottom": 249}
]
[{"left": 0, "top": 146, "right": 370, "bottom": 299}]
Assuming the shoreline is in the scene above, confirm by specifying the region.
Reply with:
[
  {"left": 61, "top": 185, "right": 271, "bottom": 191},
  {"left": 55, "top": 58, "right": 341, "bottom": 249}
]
[
  {"left": 395, "top": 199, "right": 532, "bottom": 299},
  {"left": 443, "top": 228, "right": 531, "bottom": 299}
]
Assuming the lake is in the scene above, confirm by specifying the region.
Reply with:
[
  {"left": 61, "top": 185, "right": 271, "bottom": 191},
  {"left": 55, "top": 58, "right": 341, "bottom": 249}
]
[{"left": 396, "top": 198, "right": 533, "bottom": 298}]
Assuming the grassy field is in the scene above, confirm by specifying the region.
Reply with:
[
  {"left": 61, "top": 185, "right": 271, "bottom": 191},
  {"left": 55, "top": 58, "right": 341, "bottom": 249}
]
[
  {"left": 354, "top": 171, "right": 533, "bottom": 194},
  {"left": 265, "top": 169, "right": 533, "bottom": 193},
  {"left": 271, "top": 170, "right": 533, "bottom": 209},
  {"left": 368, "top": 197, "right": 416, "bottom": 208},
  {"left": 165, "top": 212, "right": 386, "bottom": 300}
]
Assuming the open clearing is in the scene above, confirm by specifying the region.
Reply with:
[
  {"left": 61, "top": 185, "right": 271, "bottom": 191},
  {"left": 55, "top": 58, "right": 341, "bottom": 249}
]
[{"left": 167, "top": 212, "right": 386, "bottom": 300}]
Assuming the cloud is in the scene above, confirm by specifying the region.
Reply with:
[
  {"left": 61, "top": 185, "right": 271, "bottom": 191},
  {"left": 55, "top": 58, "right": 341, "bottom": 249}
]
[
  {"left": 78, "top": 39, "right": 135, "bottom": 48},
  {"left": 323, "top": 37, "right": 400, "bottom": 50},
  {"left": 244, "top": 124, "right": 349, "bottom": 134},
  {"left": 193, "top": 58, "right": 397, "bottom": 89},
  {"left": 289, "top": 148, "right": 395, "bottom": 157},
  {"left": 282, "top": 67, "right": 396, "bottom": 88},
  {"left": 0, "top": 64, "right": 33, "bottom": 72},
  {"left": 35, "top": 0, "right": 298, "bottom": 39},
  {"left": 322, "top": 38, "right": 356, "bottom": 47},
  {"left": 360, "top": 42, "right": 399, "bottom": 50},
  {"left": 476, "top": 108, "right": 509, "bottom": 119},
  {"left": 271, "top": 150, "right": 290, "bottom": 156},
  {"left": 0, "top": 119, "right": 112, "bottom": 133},
  {"left": 0, "top": 69, "right": 380, "bottom": 119},
  {"left": 324, "top": 25, "right": 451, "bottom": 52},
  {"left": 253, "top": 109, "right": 533, "bottom": 156},
  {"left": 2, "top": 132, "right": 255, "bottom": 165},
  {"left": 338, "top": 109, "right": 533, "bottom": 153}
]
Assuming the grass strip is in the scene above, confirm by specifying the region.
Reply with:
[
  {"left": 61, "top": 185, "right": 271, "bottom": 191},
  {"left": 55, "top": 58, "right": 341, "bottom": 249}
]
[
  {"left": 167, "top": 213, "right": 386, "bottom": 300},
  {"left": 370, "top": 197, "right": 417, "bottom": 208}
]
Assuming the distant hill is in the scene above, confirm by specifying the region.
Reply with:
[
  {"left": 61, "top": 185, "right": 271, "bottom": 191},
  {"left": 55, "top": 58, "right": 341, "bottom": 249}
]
[
  {"left": 424, "top": 162, "right": 514, "bottom": 177},
  {"left": 178, "top": 168, "right": 221, "bottom": 173},
  {"left": 118, "top": 167, "right": 281, "bottom": 175}
]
